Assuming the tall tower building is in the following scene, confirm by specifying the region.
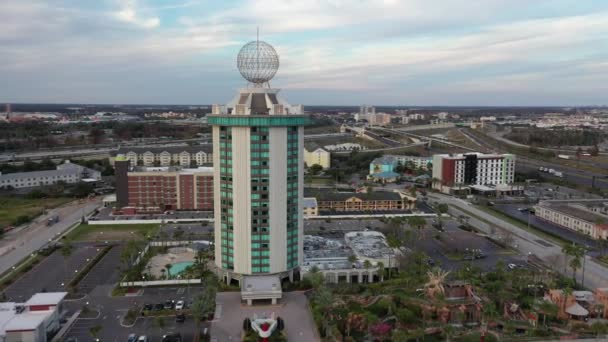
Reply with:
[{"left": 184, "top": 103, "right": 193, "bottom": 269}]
[{"left": 209, "top": 39, "right": 309, "bottom": 284}]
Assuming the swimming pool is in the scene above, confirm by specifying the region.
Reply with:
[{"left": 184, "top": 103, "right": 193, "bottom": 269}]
[{"left": 171, "top": 261, "right": 194, "bottom": 275}]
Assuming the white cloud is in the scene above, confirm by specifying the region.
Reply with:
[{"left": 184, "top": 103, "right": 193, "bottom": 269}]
[{"left": 113, "top": 0, "right": 160, "bottom": 29}]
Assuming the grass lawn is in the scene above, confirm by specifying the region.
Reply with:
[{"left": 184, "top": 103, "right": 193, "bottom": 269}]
[
  {"left": 0, "top": 196, "right": 73, "bottom": 228},
  {"left": 64, "top": 223, "right": 160, "bottom": 242}
]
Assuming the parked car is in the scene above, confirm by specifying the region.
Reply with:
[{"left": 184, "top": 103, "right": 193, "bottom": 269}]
[
  {"left": 162, "top": 332, "right": 182, "bottom": 342},
  {"left": 175, "top": 313, "right": 186, "bottom": 323},
  {"left": 507, "top": 263, "right": 517, "bottom": 270},
  {"left": 137, "top": 336, "right": 149, "bottom": 342},
  {"left": 153, "top": 303, "right": 164, "bottom": 311},
  {"left": 143, "top": 304, "right": 153, "bottom": 311},
  {"left": 127, "top": 334, "right": 138, "bottom": 342},
  {"left": 164, "top": 300, "right": 174, "bottom": 310},
  {"left": 175, "top": 300, "right": 185, "bottom": 311}
]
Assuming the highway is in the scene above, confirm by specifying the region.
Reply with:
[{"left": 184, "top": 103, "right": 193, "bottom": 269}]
[
  {"left": 0, "top": 198, "right": 101, "bottom": 275},
  {"left": 428, "top": 193, "right": 608, "bottom": 289},
  {"left": 459, "top": 128, "right": 608, "bottom": 189}
]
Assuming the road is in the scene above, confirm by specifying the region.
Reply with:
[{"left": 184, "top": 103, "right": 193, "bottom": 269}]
[
  {"left": 0, "top": 198, "right": 101, "bottom": 275},
  {"left": 428, "top": 193, "right": 608, "bottom": 289},
  {"left": 459, "top": 128, "right": 608, "bottom": 189}
]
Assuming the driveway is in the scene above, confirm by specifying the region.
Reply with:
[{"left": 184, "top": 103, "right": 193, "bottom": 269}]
[{"left": 211, "top": 291, "right": 319, "bottom": 342}]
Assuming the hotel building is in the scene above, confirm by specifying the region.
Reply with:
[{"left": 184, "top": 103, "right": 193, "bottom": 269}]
[
  {"left": 209, "top": 88, "right": 309, "bottom": 283},
  {"left": 432, "top": 153, "right": 515, "bottom": 193},
  {"left": 114, "top": 158, "right": 213, "bottom": 213}
]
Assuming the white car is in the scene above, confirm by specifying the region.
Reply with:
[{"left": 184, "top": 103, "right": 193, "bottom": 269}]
[
  {"left": 138, "top": 336, "right": 149, "bottom": 342},
  {"left": 507, "top": 263, "right": 517, "bottom": 270},
  {"left": 175, "top": 300, "right": 185, "bottom": 311}
]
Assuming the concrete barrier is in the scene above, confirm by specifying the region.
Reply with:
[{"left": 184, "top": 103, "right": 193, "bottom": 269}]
[{"left": 88, "top": 218, "right": 213, "bottom": 225}]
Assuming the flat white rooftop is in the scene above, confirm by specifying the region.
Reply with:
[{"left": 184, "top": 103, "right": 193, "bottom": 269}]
[{"left": 24, "top": 292, "right": 67, "bottom": 307}]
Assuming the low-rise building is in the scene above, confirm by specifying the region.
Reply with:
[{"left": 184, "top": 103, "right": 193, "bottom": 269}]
[
  {"left": 302, "top": 197, "right": 318, "bottom": 217},
  {"left": 0, "top": 161, "right": 101, "bottom": 189},
  {"left": 114, "top": 159, "right": 213, "bottom": 212},
  {"left": 111, "top": 145, "right": 213, "bottom": 167},
  {"left": 314, "top": 191, "right": 414, "bottom": 212},
  {"left": 534, "top": 200, "right": 608, "bottom": 240},
  {"left": 369, "top": 155, "right": 432, "bottom": 175},
  {"left": 303, "top": 142, "right": 331, "bottom": 169},
  {"left": 0, "top": 292, "right": 67, "bottom": 342},
  {"left": 301, "top": 234, "right": 386, "bottom": 283}
]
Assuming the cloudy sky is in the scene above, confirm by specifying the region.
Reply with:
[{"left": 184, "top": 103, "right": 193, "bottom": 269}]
[{"left": 1, "top": 0, "right": 608, "bottom": 106}]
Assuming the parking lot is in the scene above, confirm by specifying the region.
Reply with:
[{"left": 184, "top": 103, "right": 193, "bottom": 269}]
[
  {"left": 92, "top": 207, "right": 213, "bottom": 223},
  {"left": 64, "top": 286, "right": 208, "bottom": 341},
  {"left": 305, "top": 217, "right": 526, "bottom": 273},
  {"left": 4, "top": 245, "right": 101, "bottom": 301},
  {"left": 158, "top": 223, "right": 213, "bottom": 240},
  {"left": 77, "top": 245, "right": 125, "bottom": 294},
  {"left": 417, "top": 219, "right": 525, "bottom": 272}
]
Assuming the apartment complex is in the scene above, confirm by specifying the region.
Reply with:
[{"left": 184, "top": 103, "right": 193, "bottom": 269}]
[
  {"left": 367, "top": 112, "right": 392, "bottom": 126},
  {"left": 303, "top": 142, "right": 331, "bottom": 169},
  {"left": 111, "top": 145, "right": 212, "bottom": 167},
  {"left": 432, "top": 153, "right": 515, "bottom": 193},
  {"left": 534, "top": 200, "right": 608, "bottom": 240},
  {"left": 0, "top": 160, "right": 101, "bottom": 189},
  {"left": 0, "top": 292, "right": 66, "bottom": 342},
  {"left": 114, "top": 159, "right": 213, "bottom": 212}
]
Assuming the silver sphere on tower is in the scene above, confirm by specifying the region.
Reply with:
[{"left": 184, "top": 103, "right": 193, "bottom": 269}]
[{"left": 237, "top": 40, "right": 280, "bottom": 85}]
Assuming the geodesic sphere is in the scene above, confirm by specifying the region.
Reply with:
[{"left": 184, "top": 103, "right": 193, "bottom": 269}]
[{"left": 237, "top": 41, "right": 280, "bottom": 84}]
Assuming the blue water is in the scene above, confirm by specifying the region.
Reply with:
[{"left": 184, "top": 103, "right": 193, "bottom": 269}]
[{"left": 171, "top": 261, "right": 194, "bottom": 274}]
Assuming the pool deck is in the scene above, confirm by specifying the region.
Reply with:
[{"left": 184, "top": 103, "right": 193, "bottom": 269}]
[{"left": 146, "top": 248, "right": 196, "bottom": 278}]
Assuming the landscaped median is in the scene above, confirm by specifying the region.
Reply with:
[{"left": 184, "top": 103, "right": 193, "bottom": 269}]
[{"left": 66, "top": 245, "right": 112, "bottom": 297}]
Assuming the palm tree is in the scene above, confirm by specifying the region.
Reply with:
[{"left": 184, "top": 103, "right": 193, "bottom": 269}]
[
  {"left": 538, "top": 301, "right": 559, "bottom": 326},
  {"left": 191, "top": 278, "right": 217, "bottom": 342},
  {"left": 562, "top": 243, "right": 585, "bottom": 284},
  {"left": 89, "top": 325, "right": 102, "bottom": 340},
  {"left": 408, "top": 216, "right": 426, "bottom": 240},
  {"left": 165, "top": 264, "right": 172, "bottom": 279},
  {"left": 376, "top": 261, "right": 385, "bottom": 279}
]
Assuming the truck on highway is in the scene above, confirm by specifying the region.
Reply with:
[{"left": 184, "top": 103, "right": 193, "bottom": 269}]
[
  {"left": 557, "top": 154, "right": 571, "bottom": 160},
  {"left": 47, "top": 215, "right": 60, "bottom": 227},
  {"left": 554, "top": 171, "right": 564, "bottom": 178},
  {"left": 548, "top": 169, "right": 556, "bottom": 174}
]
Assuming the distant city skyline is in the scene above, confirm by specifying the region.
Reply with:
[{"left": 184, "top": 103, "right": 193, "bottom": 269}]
[{"left": 1, "top": 0, "right": 608, "bottom": 106}]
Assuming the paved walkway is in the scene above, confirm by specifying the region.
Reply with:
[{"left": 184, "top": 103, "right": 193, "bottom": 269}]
[{"left": 211, "top": 292, "right": 319, "bottom": 342}]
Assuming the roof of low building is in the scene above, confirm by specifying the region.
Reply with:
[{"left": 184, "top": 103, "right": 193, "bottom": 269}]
[
  {"left": 304, "top": 141, "right": 326, "bottom": 152},
  {"left": 317, "top": 191, "right": 402, "bottom": 202},
  {"left": 242, "top": 275, "right": 282, "bottom": 293},
  {"left": 3, "top": 312, "right": 48, "bottom": 332},
  {"left": 371, "top": 156, "right": 396, "bottom": 165},
  {"left": 538, "top": 201, "right": 608, "bottom": 226},
  {"left": 115, "top": 144, "right": 212, "bottom": 156},
  {"left": 565, "top": 302, "right": 589, "bottom": 316},
  {"left": 303, "top": 197, "right": 317, "bottom": 208},
  {"left": 24, "top": 292, "right": 67, "bottom": 307},
  {"left": 372, "top": 171, "right": 400, "bottom": 179}
]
